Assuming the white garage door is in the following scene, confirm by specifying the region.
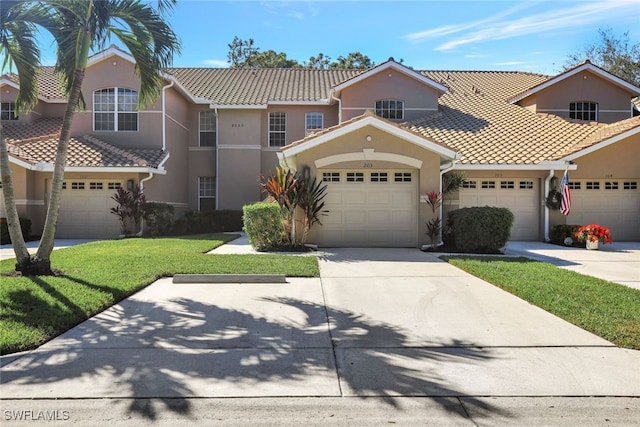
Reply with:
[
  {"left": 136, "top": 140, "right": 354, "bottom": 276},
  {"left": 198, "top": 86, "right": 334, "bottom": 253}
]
[
  {"left": 567, "top": 180, "right": 639, "bottom": 241},
  {"left": 55, "top": 180, "right": 122, "bottom": 238},
  {"left": 317, "top": 169, "right": 418, "bottom": 247},
  {"left": 459, "top": 178, "right": 540, "bottom": 240}
]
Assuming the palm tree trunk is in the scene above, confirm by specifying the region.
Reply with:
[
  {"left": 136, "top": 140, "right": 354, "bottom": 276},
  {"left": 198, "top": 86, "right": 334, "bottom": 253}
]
[
  {"left": 0, "top": 123, "right": 31, "bottom": 269},
  {"left": 28, "top": 68, "right": 85, "bottom": 275}
]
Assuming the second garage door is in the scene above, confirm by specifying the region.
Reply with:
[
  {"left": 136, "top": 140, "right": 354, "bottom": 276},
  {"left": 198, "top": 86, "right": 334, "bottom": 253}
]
[
  {"left": 459, "top": 178, "right": 540, "bottom": 240},
  {"left": 317, "top": 169, "right": 418, "bottom": 247}
]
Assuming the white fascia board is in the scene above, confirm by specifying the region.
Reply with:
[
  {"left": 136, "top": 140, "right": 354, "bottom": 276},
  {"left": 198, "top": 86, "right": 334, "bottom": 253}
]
[
  {"left": 283, "top": 115, "right": 457, "bottom": 159},
  {"left": 455, "top": 162, "right": 578, "bottom": 171},
  {"left": 63, "top": 166, "right": 168, "bottom": 175},
  {"left": 210, "top": 104, "right": 267, "bottom": 109},
  {"left": 8, "top": 157, "right": 35, "bottom": 169},
  {"left": 0, "top": 78, "right": 20, "bottom": 90},
  {"left": 87, "top": 46, "right": 136, "bottom": 67},
  {"left": 511, "top": 63, "right": 640, "bottom": 103},
  {"left": 562, "top": 126, "right": 640, "bottom": 161},
  {"left": 161, "top": 75, "right": 206, "bottom": 104},
  {"left": 268, "top": 100, "right": 330, "bottom": 106},
  {"left": 1, "top": 79, "right": 64, "bottom": 103},
  {"left": 333, "top": 61, "right": 448, "bottom": 94}
]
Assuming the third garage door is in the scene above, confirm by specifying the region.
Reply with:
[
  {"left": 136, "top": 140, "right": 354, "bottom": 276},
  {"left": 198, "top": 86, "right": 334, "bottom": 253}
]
[{"left": 317, "top": 169, "right": 418, "bottom": 247}]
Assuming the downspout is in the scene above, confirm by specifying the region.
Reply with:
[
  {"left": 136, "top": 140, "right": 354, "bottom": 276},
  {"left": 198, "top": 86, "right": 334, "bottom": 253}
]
[
  {"left": 430, "top": 156, "right": 460, "bottom": 247},
  {"left": 137, "top": 172, "right": 154, "bottom": 236},
  {"left": 213, "top": 106, "right": 219, "bottom": 210},
  {"left": 161, "top": 80, "right": 174, "bottom": 151},
  {"left": 543, "top": 169, "right": 554, "bottom": 242},
  {"left": 330, "top": 90, "right": 342, "bottom": 123}
]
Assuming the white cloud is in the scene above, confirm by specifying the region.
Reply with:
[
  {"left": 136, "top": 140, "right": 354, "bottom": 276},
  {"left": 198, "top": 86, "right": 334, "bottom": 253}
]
[
  {"left": 202, "top": 59, "right": 229, "bottom": 67},
  {"left": 405, "top": 0, "right": 639, "bottom": 52}
]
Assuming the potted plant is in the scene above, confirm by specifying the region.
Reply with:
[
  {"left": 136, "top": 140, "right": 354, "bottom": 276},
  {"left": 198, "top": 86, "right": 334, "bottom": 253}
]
[{"left": 574, "top": 223, "right": 613, "bottom": 250}]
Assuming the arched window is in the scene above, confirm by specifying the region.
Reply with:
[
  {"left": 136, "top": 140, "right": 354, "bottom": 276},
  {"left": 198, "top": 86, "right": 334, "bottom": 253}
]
[
  {"left": 94, "top": 88, "right": 138, "bottom": 131},
  {"left": 375, "top": 99, "right": 404, "bottom": 120},
  {"left": 569, "top": 101, "right": 598, "bottom": 121}
]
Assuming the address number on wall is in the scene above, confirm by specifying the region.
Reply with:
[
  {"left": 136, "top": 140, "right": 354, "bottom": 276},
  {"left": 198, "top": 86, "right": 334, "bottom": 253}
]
[{"left": 363, "top": 162, "right": 373, "bottom": 168}]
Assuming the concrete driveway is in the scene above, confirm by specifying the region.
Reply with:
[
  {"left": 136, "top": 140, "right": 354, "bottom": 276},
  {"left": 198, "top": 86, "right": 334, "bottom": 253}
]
[{"left": 1, "top": 247, "right": 639, "bottom": 425}]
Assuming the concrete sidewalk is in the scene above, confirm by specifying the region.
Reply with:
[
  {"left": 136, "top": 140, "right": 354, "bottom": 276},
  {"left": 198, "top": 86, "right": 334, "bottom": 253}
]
[
  {"left": 0, "top": 239, "right": 95, "bottom": 261},
  {"left": 1, "top": 239, "right": 639, "bottom": 425}
]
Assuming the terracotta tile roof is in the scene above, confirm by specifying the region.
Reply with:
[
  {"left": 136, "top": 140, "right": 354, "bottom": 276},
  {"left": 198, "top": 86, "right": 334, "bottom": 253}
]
[
  {"left": 165, "top": 67, "right": 361, "bottom": 104},
  {"left": 3, "top": 118, "right": 165, "bottom": 168},
  {"left": 3, "top": 67, "right": 66, "bottom": 100}
]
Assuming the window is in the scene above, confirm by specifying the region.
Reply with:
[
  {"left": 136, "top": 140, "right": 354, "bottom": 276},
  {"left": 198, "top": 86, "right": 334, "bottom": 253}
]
[
  {"left": 568, "top": 182, "right": 581, "bottom": 190},
  {"left": 586, "top": 181, "right": 600, "bottom": 190},
  {"left": 371, "top": 172, "right": 388, "bottom": 182},
  {"left": 198, "top": 177, "right": 216, "bottom": 211},
  {"left": 462, "top": 180, "right": 476, "bottom": 189},
  {"left": 322, "top": 172, "right": 340, "bottom": 182},
  {"left": 71, "top": 182, "right": 85, "bottom": 190},
  {"left": 481, "top": 181, "right": 496, "bottom": 189},
  {"left": 605, "top": 182, "right": 619, "bottom": 190},
  {"left": 269, "top": 112, "right": 286, "bottom": 147},
  {"left": 94, "top": 88, "right": 138, "bottom": 131},
  {"left": 519, "top": 181, "right": 534, "bottom": 189},
  {"left": 500, "top": 181, "right": 515, "bottom": 189},
  {"left": 1, "top": 102, "right": 18, "bottom": 120},
  {"left": 394, "top": 172, "right": 412, "bottom": 182},
  {"left": 569, "top": 101, "right": 597, "bottom": 121},
  {"left": 90, "top": 182, "right": 103, "bottom": 190},
  {"left": 305, "top": 112, "right": 323, "bottom": 135},
  {"left": 199, "top": 111, "right": 216, "bottom": 146},
  {"left": 375, "top": 99, "right": 404, "bottom": 120},
  {"left": 623, "top": 181, "right": 638, "bottom": 190},
  {"left": 346, "top": 172, "right": 364, "bottom": 182},
  {"left": 108, "top": 182, "right": 121, "bottom": 190}
]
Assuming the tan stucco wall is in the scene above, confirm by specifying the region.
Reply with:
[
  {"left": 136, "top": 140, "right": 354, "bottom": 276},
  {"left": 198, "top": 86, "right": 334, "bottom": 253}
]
[
  {"left": 523, "top": 70, "right": 634, "bottom": 123},
  {"left": 340, "top": 71, "right": 440, "bottom": 122},
  {"left": 570, "top": 134, "right": 639, "bottom": 178},
  {"left": 260, "top": 105, "right": 339, "bottom": 148}
]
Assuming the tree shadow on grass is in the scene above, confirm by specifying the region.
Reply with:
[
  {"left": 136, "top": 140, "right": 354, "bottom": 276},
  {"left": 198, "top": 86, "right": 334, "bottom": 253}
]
[{"left": 1, "top": 288, "right": 508, "bottom": 422}]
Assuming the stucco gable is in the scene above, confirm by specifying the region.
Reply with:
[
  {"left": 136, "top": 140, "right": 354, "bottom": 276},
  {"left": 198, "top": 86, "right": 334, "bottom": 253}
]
[
  {"left": 509, "top": 60, "right": 640, "bottom": 104},
  {"left": 279, "top": 110, "right": 458, "bottom": 160}
]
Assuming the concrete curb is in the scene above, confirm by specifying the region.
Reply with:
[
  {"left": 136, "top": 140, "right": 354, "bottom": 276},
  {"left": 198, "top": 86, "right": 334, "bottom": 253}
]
[{"left": 172, "top": 274, "right": 287, "bottom": 284}]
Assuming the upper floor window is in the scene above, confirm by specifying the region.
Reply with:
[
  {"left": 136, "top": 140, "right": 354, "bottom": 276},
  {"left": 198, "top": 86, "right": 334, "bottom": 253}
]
[
  {"left": 1, "top": 102, "right": 18, "bottom": 120},
  {"left": 94, "top": 88, "right": 138, "bottom": 131},
  {"left": 569, "top": 101, "right": 597, "bottom": 121},
  {"left": 199, "top": 110, "right": 216, "bottom": 146},
  {"left": 375, "top": 99, "right": 404, "bottom": 120},
  {"left": 269, "top": 112, "right": 286, "bottom": 147},
  {"left": 305, "top": 112, "right": 323, "bottom": 135}
]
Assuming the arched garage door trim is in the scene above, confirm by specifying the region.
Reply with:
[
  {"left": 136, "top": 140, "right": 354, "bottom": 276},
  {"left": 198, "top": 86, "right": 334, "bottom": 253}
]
[{"left": 314, "top": 149, "right": 423, "bottom": 169}]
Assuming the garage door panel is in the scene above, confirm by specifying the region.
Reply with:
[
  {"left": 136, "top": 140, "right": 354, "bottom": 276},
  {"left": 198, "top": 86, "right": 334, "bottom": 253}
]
[
  {"left": 317, "top": 170, "right": 417, "bottom": 247},
  {"left": 56, "top": 180, "right": 121, "bottom": 238}
]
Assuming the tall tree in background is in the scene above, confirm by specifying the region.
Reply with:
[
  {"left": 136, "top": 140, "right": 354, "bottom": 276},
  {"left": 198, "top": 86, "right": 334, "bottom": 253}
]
[
  {"left": 305, "top": 53, "right": 331, "bottom": 70},
  {"left": 2, "top": 0, "right": 180, "bottom": 275},
  {"left": 0, "top": 0, "right": 44, "bottom": 267},
  {"left": 330, "top": 52, "right": 375, "bottom": 69},
  {"left": 566, "top": 27, "right": 640, "bottom": 86}
]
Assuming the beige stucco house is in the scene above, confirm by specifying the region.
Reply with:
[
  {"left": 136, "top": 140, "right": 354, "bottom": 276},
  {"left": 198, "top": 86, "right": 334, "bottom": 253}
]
[{"left": 1, "top": 46, "right": 639, "bottom": 245}]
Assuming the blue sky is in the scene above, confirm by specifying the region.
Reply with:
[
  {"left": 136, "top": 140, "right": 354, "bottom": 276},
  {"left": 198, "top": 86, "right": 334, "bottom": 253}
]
[{"left": 38, "top": 0, "right": 639, "bottom": 75}]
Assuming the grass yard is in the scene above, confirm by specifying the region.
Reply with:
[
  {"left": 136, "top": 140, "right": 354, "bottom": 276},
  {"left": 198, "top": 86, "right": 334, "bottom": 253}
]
[
  {"left": 0, "top": 234, "right": 319, "bottom": 354},
  {"left": 443, "top": 256, "right": 640, "bottom": 350}
]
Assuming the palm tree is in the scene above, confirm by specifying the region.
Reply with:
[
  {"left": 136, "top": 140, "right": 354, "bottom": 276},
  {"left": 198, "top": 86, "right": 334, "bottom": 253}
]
[
  {"left": 20, "top": 0, "right": 180, "bottom": 275},
  {"left": 0, "top": 0, "right": 44, "bottom": 269}
]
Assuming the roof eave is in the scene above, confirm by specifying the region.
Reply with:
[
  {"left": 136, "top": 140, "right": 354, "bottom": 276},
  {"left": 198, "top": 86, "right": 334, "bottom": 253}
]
[{"left": 561, "top": 125, "right": 640, "bottom": 161}]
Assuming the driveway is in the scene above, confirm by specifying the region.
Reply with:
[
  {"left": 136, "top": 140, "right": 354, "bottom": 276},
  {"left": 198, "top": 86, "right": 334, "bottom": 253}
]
[{"left": 1, "top": 247, "right": 639, "bottom": 424}]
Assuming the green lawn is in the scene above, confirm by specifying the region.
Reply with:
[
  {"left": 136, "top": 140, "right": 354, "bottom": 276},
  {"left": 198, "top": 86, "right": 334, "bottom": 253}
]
[
  {"left": 443, "top": 256, "right": 640, "bottom": 350},
  {"left": 0, "top": 234, "right": 319, "bottom": 354}
]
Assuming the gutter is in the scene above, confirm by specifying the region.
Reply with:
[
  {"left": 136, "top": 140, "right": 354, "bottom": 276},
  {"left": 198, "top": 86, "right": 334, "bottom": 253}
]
[
  {"left": 330, "top": 90, "right": 342, "bottom": 123},
  {"left": 161, "top": 80, "right": 175, "bottom": 151}
]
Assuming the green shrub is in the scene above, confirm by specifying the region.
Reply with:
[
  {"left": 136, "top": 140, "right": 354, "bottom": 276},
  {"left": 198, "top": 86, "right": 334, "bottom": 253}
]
[
  {"left": 143, "top": 202, "right": 175, "bottom": 236},
  {"left": 0, "top": 217, "right": 32, "bottom": 244},
  {"left": 242, "top": 202, "right": 286, "bottom": 251},
  {"left": 550, "top": 224, "right": 582, "bottom": 245},
  {"left": 447, "top": 207, "right": 514, "bottom": 253},
  {"left": 172, "top": 210, "right": 243, "bottom": 235}
]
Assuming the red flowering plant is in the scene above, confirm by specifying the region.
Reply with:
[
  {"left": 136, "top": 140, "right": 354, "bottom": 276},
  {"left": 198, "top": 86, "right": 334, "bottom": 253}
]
[{"left": 574, "top": 223, "right": 613, "bottom": 244}]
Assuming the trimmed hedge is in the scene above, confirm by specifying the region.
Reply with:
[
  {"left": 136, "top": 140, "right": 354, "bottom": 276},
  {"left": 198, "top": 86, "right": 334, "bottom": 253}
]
[
  {"left": 550, "top": 224, "right": 583, "bottom": 246},
  {"left": 447, "top": 207, "right": 514, "bottom": 253},
  {"left": 0, "top": 217, "right": 32, "bottom": 244},
  {"left": 243, "top": 202, "right": 286, "bottom": 251},
  {"left": 172, "top": 210, "right": 243, "bottom": 235},
  {"left": 143, "top": 202, "right": 175, "bottom": 236}
]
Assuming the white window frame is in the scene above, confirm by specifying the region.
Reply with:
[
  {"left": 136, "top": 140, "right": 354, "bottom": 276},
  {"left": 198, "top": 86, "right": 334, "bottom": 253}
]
[
  {"left": 269, "top": 112, "right": 286, "bottom": 147},
  {"left": 198, "top": 176, "right": 216, "bottom": 211},
  {"left": 375, "top": 99, "right": 404, "bottom": 120},
  {"left": 569, "top": 101, "right": 598, "bottom": 121},
  {"left": 0, "top": 102, "right": 18, "bottom": 120},
  {"left": 305, "top": 112, "right": 324, "bottom": 135},
  {"left": 199, "top": 110, "right": 217, "bottom": 147},
  {"left": 93, "top": 87, "right": 139, "bottom": 132}
]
